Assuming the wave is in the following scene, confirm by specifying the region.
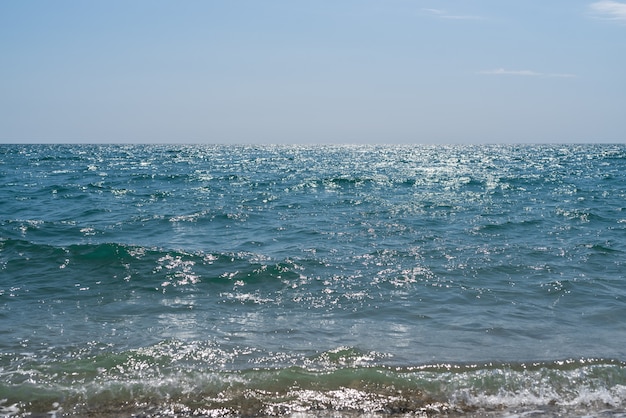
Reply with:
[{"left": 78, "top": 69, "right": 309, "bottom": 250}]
[
  {"left": 0, "top": 238, "right": 303, "bottom": 291},
  {"left": 1, "top": 343, "right": 625, "bottom": 417}
]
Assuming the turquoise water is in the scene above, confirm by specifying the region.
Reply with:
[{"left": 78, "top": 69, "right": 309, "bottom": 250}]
[{"left": 1, "top": 144, "right": 626, "bottom": 416}]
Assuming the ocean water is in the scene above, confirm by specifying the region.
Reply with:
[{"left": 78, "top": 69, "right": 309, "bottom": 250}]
[{"left": 1, "top": 144, "right": 626, "bottom": 417}]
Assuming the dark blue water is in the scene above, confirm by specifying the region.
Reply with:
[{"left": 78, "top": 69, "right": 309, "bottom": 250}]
[{"left": 1, "top": 144, "right": 626, "bottom": 417}]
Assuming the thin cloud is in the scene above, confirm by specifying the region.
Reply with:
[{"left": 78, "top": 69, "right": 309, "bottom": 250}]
[
  {"left": 423, "top": 8, "right": 483, "bottom": 20},
  {"left": 479, "top": 68, "right": 541, "bottom": 76},
  {"left": 478, "top": 68, "right": 577, "bottom": 78},
  {"left": 589, "top": 0, "right": 626, "bottom": 20}
]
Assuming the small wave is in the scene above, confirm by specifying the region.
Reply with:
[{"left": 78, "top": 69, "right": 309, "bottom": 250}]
[
  {"left": 0, "top": 239, "right": 302, "bottom": 291},
  {"left": 2, "top": 347, "right": 625, "bottom": 417}
]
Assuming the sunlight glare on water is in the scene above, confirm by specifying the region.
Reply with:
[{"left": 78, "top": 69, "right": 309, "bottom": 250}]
[{"left": 1, "top": 144, "right": 625, "bottom": 416}]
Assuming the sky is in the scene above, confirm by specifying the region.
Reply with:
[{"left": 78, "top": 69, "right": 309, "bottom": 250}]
[{"left": 1, "top": 0, "right": 625, "bottom": 144}]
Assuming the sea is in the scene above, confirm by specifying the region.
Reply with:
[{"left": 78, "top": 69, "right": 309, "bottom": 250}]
[{"left": 1, "top": 144, "right": 626, "bottom": 417}]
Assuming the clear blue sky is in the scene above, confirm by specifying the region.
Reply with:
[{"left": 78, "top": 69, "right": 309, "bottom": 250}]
[{"left": 1, "top": 0, "right": 624, "bottom": 144}]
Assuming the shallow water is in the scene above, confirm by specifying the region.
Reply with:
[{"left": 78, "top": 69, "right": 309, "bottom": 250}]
[{"left": 1, "top": 144, "right": 625, "bottom": 416}]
